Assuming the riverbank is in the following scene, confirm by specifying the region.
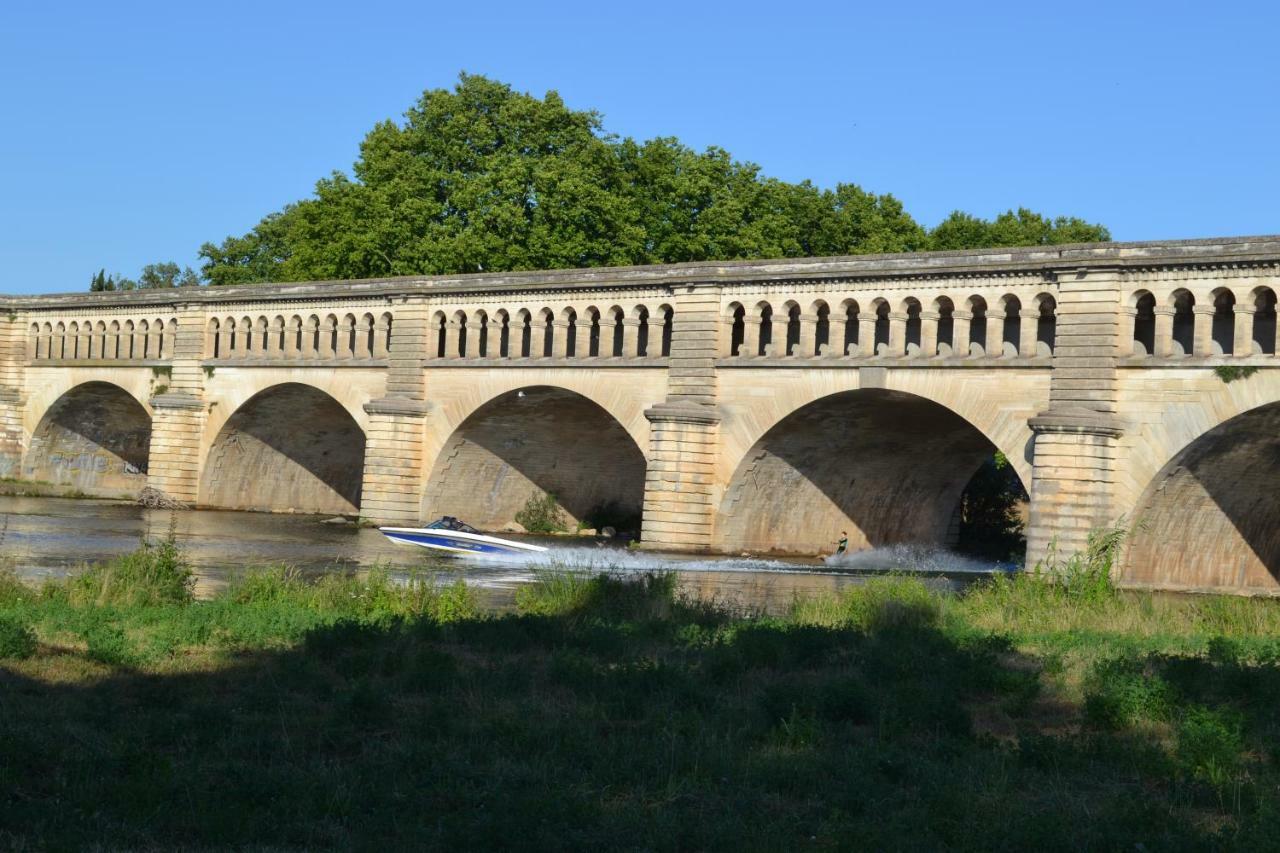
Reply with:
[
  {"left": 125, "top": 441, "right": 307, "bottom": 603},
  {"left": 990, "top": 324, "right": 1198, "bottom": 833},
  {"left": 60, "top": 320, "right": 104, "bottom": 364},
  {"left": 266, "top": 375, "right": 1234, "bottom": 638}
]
[{"left": 2, "top": 540, "right": 1278, "bottom": 849}]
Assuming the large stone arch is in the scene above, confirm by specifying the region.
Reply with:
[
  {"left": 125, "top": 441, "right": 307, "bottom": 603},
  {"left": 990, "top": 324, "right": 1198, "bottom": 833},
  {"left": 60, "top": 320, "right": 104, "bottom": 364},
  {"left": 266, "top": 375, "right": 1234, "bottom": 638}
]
[
  {"left": 422, "top": 385, "right": 647, "bottom": 532},
  {"left": 23, "top": 381, "right": 152, "bottom": 497},
  {"left": 713, "top": 387, "right": 1031, "bottom": 555},
  {"left": 1122, "top": 397, "right": 1280, "bottom": 593},
  {"left": 199, "top": 383, "right": 366, "bottom": 514}
]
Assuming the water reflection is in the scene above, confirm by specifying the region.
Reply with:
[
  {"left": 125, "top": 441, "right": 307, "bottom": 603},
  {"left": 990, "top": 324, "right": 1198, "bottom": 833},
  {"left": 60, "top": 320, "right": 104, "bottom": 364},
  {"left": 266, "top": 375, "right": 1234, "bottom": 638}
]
[{"left": 0, "top": 496, "right": 1007, "bottom": 612}]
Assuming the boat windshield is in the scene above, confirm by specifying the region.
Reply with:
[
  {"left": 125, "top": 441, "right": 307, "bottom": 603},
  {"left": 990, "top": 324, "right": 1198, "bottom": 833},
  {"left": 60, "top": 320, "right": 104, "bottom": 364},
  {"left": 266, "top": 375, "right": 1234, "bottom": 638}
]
[{"left": 424, "top": 516, "right": 481, "bottom": 534}]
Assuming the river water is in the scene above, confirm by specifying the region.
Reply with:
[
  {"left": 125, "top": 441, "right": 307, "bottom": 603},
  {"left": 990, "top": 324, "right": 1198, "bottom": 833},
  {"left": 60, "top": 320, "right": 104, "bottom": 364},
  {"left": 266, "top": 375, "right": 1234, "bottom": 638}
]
[{"left": 0, "top": 495, "right": 1008, "bottom": 612}]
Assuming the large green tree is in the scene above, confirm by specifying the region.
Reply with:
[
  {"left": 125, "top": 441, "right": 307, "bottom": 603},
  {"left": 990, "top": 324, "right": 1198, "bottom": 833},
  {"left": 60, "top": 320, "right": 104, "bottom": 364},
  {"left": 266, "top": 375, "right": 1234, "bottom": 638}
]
[{"left": 200, "top": 74, "right": 1109, "bottom": 285}]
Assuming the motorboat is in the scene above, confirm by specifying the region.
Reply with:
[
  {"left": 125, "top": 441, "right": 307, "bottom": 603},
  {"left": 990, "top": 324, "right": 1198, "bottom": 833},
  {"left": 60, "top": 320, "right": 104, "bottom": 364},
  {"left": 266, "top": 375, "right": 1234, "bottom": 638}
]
[{"left": 379, "top": 516, "right": 548, "bottom": 557}]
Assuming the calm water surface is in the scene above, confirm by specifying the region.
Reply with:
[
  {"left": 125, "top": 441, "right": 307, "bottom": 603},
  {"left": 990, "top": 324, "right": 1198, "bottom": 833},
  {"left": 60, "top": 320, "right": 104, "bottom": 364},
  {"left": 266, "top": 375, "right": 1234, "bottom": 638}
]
[{"left": 0, "top": 495, "right": 1005, "bottom": 612}]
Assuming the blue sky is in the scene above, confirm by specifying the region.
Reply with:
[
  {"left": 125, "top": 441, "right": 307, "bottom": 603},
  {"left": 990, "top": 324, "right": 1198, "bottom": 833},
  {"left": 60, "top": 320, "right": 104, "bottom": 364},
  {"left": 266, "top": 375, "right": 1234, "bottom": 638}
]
[{"left": 1, "top": 0, "right": 1276, "bottom": 294}]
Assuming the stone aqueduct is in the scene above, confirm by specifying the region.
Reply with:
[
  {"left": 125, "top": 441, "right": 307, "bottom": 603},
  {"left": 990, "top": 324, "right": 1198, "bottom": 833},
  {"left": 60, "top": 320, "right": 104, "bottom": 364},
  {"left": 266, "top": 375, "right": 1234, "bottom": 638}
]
[{"left": 3, "top": 236, "right": 1279, "bottom": 593}]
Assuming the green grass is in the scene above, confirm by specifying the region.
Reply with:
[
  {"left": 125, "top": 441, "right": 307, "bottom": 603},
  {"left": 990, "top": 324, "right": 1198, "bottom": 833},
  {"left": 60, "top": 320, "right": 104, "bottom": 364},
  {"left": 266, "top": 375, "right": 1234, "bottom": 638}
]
[{"left": 2, "top": 541, "right": 1280, "bottom": 849}]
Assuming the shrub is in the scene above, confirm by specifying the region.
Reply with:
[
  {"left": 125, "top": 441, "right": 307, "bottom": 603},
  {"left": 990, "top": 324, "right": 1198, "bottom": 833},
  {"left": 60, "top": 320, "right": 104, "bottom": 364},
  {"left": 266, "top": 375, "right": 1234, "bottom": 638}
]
[
  {"left": 69, "top": 538, "right": 193, "bottom": 608},
  {"left": 515, "top": 492, "right": 567, "bottom": 534},
  {"left": 1083, "top": 655, "right": 1173, "bottom": 729},
  {"left": 81, "top": 621, "right": 138, "bottom": 667},
  {"left": 1176, "top": 706, "right": 1245, "bottom": 788},
  {"left": 0, "top": 615, "right": 37, "bottom": 659}
]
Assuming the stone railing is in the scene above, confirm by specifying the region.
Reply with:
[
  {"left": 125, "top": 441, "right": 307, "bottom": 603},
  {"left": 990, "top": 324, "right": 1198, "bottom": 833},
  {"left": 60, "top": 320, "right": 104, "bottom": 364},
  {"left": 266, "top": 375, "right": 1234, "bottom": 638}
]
[
  {"left": 427, "top": 302, "right": 673, "bottom": 361},
  {"left": 204, "top": 311, "right": 394, "bottom": 361},
  {"left": 1123, "top": 284, "right": 1279, "bottom": 358},
  {"left": 28, "top": 316, "right": 178, "bottom": 362}
]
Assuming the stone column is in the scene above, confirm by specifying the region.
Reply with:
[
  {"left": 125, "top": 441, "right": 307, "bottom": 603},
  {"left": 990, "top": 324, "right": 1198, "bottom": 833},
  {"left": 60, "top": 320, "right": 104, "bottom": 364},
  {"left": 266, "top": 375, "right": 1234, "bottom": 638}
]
[
  {"left": 793, "top": 313, "right": 817, "bottom": 358},
  {"left": 741, "top": 312, "right": 761, "bottom": 357},
  {"left": 919, "top": 310, "right": 939, "bottom": 357},
  {"left": 766, "top": 313, "right": 789, "bottom": 357},
  {"left": 337, "top": 319, "right": 355, "bottom": 359},
  {"left": 1115, "top": 307, "right": 1136, "bottom": 357},
  {"left": 986, "top": 310, "right": 1006, "bottom": 357},
  {"left": 552, "top": 321, "right": 571, "bottom": 357},
  {"left": 649, "top": 316, "right": 667, "bottom": 357},
  {"left": 1019, "top": 311, "right": 1040, "bottom": 357},
  {"left": 641, "top": 284, "right": 721, "bottom": 552},
  {"left": 888, "top": 311, "right": 907, "bottom": 356},
  {"left": 571, "top": 318, "right": 590, "bottom": 358},
  {"left": 0, "top": 307, "right": 28, "bottom": 476},
  {"left": 146, "top": 302, "right": 208, "bottom": 504},
  {"left": 825, "top": 311, "right": 848, "bottom": 356},
  {"left": 857, "top": 315, "right": 876, "bottom": 357},
  {"left": 1233, "top": 305, "right": 1256, "bottom": 356},
  {"left": 952, "top": 311, "right": 972, "bottom": 357},
  {"left": 443, "top": 321, "right": 461, "bottom": 359},
  {"left": 720, "top": 315, "right": 738, "bottom": 357},
  {"left": 1154, "top": 307, "right": 1175, "bottom": 357},
  {"left": 1025, "top": 267, "right": 1124, "bottom": 568},
  {"left": 624, "top": 318, "right": 643, "bottom": 357},
  {"left": 360, "top": 299, "right": 430, "bottom": 525},
  {"left": 1192, "top": 305, "right": 1214, "bottom": 357}
]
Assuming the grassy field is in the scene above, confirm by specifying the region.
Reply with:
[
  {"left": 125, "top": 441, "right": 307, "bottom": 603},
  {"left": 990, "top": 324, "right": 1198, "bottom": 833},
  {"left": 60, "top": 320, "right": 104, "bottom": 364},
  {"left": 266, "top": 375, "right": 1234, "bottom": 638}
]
[{"left": 2, "top": 537, "right": 1279, "bottom": 850}]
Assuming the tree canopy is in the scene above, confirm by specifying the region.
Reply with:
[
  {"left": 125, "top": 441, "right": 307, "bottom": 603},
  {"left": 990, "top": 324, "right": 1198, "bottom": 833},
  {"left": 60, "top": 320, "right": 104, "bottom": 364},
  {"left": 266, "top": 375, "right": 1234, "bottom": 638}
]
[
  {"left": 197, "top": 74, "right": 1109, "bottom": 286},
  {"left": 89, "top": 263, "right": 198, "bottom": 291}
]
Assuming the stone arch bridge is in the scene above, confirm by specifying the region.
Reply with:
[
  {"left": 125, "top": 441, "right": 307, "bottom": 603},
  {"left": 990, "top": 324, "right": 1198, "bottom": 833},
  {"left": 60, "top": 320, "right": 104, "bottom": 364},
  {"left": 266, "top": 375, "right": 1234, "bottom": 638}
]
[{"left": 1, "top": 236, "right": 1278, "bottom": 593}]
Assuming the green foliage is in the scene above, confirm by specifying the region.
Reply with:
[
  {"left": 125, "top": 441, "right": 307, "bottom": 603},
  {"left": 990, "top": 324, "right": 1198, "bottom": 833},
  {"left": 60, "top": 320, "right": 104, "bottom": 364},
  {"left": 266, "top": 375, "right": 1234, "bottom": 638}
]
[
  {"left": 1030, "top": 520, "right": 1127, "bottom": 605},
  {"left": 789, "top": 575, "right": 941, "bottom": 632},
  {"left": 5, "top": 562, "right": 1280, "bottom": 848},
  {"left": 199, "top": 74, "right": 1109, "bottom": 285},
  {"left": 514, "top": 491, "right": 567, "bottom": 534},
  {"left": 137, "top": 262, "right": 199, "bottom": 289},
  {"left": 67, "top": 538, "right": 193, "bottom": 608},
  {"left": 0, "top": 614, "right": 36, "bottom": 659},
  {"left": 957, "top": 452, "right": 1028, "bottom": 562},
  {"left": 1214, "top": 365, "right": 1259, "bottom": 384},
  {"left": 89, "top": 262, "right": 199, "bottom": 292},
  {"left": 88, "top": 269, "right": 136, "bottom": 292},
  {"left": 929, "top": 208, "right": 1109, "bottom": 250}
]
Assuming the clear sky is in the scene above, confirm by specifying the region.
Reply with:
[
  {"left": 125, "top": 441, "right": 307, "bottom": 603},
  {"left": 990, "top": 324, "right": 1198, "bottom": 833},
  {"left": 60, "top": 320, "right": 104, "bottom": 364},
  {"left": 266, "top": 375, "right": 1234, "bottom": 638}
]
[{"left": 1, "top": 0, "right": 1276, "bottom": 294}]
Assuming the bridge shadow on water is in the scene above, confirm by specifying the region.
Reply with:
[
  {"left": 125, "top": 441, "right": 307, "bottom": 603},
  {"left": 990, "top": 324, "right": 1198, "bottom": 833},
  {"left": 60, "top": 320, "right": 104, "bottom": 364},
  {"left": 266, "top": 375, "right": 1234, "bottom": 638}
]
[{"left": 3, "top": 574, "right": 1277, "bottom": 850}]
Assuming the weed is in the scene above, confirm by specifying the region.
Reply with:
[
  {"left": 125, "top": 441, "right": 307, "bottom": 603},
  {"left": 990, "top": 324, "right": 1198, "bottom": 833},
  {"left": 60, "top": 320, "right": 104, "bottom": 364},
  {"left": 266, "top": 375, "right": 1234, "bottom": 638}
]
[
  {"left": 1214, "top": 365, "right": 1258, "bottom": 384},
  {"left": 67, "top": 537, "right": 192, "bottom": 608},
  {"left": 0, "top": 614, "right": 36, "bottom": 659},
  {"left": 515, "top": 491, "right": 567, "bottom": 534}
]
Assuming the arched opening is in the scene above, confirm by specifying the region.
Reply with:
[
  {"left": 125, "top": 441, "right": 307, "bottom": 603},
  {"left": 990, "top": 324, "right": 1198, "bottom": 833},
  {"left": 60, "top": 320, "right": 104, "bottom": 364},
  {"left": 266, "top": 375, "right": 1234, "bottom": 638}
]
[
  {"left": 873, "top": 301, "right": 890, "bottom": 354},
  {"left": 935, "top": 297, "right": 955, "bottom": 356},
  {"left": 1254, "top": 288, "right": 1278, "bottom": 355},
  {"left": 904, "top": 298, "right": 922, "bottom": 355},
  {"left": 1124, "top": 401, "right": 1280, "bottom": 592},
  {"left": 1171, "top": 290, "right": 1195, "bottom": 355},
  {"left": 757, "top": 303, "right": 774, "bottom": 357},
  {"left": 714, "top": 389, "right": 1027, "bottom": 556},
  {"left": 1035, "top": 295, "right": 1057, "bottom": 355},
  {"left": 200, "top": 384, "right": 365, "bottom": 515},
  {"left": 1211, "top": 289, "right": 1235, "bottom": 355},
  {"left": 423, "top": 386, "right": 646, "bottom": 534},
  {"left": 785, "top": 303, "right": 801, "bottom": 356},
  {"left": 24, "top": 382, "right": 151, "bottom": 497},
  {"left": 1001, "top": 296, "right": 1021, "bottom": 357},
  {"left": 968, "top": 296, "right": 988, "bottom": 355},
  {"left": 813, "top": 302, "right": 830, "bottom": 356},
  {"left": 1132, "top": 291, "right": 1156, "bottom": 356}
]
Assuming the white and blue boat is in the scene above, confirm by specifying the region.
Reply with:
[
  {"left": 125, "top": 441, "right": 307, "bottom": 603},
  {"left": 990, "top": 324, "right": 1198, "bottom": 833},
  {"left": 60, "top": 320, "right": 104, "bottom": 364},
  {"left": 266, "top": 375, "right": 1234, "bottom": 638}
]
[{"left": 380, "top": 516, "right": 548, "bottom": 557}]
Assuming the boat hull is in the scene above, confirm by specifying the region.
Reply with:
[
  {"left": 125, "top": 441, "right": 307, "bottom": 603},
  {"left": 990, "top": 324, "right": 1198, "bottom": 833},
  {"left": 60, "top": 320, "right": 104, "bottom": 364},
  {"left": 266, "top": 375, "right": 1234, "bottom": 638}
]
[{"left": 379, "top": 527, "right": 547, "bottom": 557}]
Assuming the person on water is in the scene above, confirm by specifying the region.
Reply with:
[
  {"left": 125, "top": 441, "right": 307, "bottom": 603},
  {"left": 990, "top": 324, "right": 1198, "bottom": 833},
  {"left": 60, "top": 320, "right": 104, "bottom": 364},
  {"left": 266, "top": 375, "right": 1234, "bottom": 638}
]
[{"left": 834, "top": 531, "right": 848, "bottom": 556}]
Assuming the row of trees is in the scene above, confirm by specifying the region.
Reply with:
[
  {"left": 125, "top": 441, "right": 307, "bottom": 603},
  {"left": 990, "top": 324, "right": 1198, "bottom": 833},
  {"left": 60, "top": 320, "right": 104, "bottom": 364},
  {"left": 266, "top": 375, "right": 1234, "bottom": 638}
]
[
  {"left": 100, "top": 74, "right": 1112, "bottom": 290},
  {"left": 89, "top": 263, "right": 199, "bottom": 292}
]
